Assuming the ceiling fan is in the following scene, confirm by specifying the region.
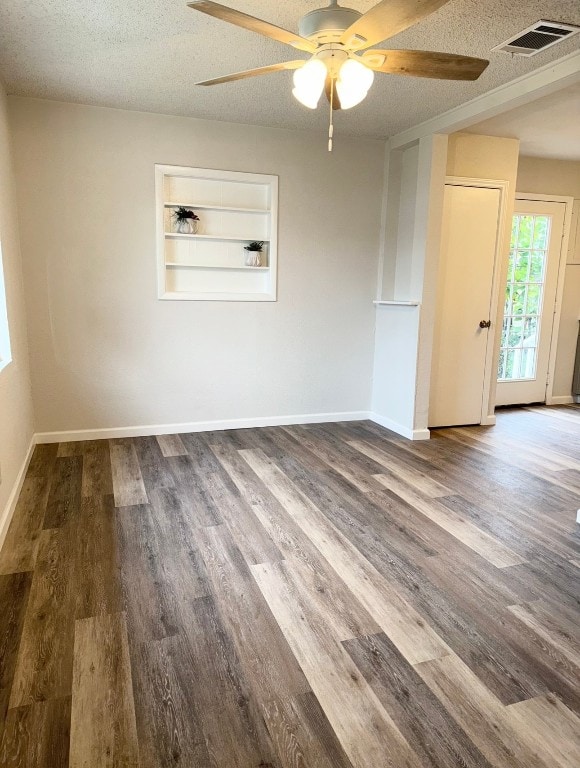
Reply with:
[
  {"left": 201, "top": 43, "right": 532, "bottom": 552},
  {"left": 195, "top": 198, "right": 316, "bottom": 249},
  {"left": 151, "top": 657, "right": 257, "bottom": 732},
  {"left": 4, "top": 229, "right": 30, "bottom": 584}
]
[{"left": 188, "top": 0, "right": 489, "bottom": 147}]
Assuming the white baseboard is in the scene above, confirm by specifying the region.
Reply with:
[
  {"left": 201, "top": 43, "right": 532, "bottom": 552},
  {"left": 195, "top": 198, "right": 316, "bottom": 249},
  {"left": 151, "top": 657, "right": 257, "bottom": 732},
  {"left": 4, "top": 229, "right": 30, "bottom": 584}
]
[
  {"left": 34, "top": 411, "right": 370, "bottom": 444},
  {"left": 0, "top": 437, "right": 36, "bottom": 551},
  {"left": 547, "top": 395, "right": 574, "bottom": 405},
  {"left": 368, "top": 412, "right": 430, "bottom": 441}
]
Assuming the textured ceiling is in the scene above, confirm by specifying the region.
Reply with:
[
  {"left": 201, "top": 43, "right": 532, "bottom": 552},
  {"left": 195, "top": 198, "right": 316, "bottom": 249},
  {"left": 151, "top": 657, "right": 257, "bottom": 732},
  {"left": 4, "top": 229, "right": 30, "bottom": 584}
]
[
  {"left": 465, "top": 82, "right": 580, "bottom": 161},
  {"left": 1, "top": 1, "right": 579, "bottom": 139}
]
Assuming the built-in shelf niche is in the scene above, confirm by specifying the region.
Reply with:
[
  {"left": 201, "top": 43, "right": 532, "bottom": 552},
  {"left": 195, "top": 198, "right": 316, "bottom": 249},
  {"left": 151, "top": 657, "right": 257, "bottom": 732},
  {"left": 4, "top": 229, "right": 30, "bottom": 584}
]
[{"left": 155, "top": 164, "right": 278, "bottom": 301}]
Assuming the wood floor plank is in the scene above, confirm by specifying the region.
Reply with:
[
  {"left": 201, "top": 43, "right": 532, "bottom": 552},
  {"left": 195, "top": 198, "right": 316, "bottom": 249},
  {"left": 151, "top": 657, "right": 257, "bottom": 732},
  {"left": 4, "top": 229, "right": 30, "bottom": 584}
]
[
  {"left": 343, "top": 631, "right": 494, "bottom": 768},
  {"left": 444, "top": 428, "right": 580, "bottom": 497},
  {"left": 81, "top": 440, "right": 114, "bottom": 499},
  {"left": 0, "top": 696, "right": 71, "bottom": 768},
  {"left": 43, "top": 456, "right": 82, "bottom": 529},
  {"left": 505, "top": 694, "right": 580, "bottom": 768},
  {"left": 196, "top": 523, "right": 310, "bottom": 699},
  {"left": 0, "top": 478, "right": 50, "bottom": 575},
  {"left": 148, "top": 486, "right": 210, "bottom": 600},
  {"left": 156, "top": 433, "right": 188, "bottom": 458},
  {"left": 70, "top": 612, "right": 139, "bottom": 768},
  {"left": 25, "top": 444, "right": 58, "bottom": 478},
  {"left": 0, "top": 573, "right": 32, "bottom": 744},
  {"left": 252, "top": 559, "right": 422, "bottom": 768},
  {"left": 508, "top": 601, "right": 580, "bottom": 669},
  {"left": 9, "top": 528, "right": 75, "bottom": 707},
  {"left": 282, "top": 425, "right": 382, "bottom": 493},
  {"left": 373, "top": 474, "right": 526, "bottom": 568},
  {"left": 348, "top": 439, "right": 454, "bottom": 497},
  {"left": 116, "top": 503, "right": 185, "bottom": 642},
  {"left": 239, "top": 448, "right": 451, "bottom": 665},
  {"left": 415, "top": 653, "right": 553, "bottom": 768},
  {"left": 165, "top": 455, "right": 221, "bottom": 527},
  {"left": 175, "top": 595, "right": 278, "bottom": 767},
  {"left": 132, "top": 435, "right": 176, "bottom": 494},
  {"left": 128, "top": 635, "right": 213, "bottom": 768},
  {"left": 110, "top": 440, "right": 148, "bottom": 507},
  {"left": 194, "top": 524, "right": 355, "bottom": 768},
  {"left": 73, "top": 494, "right": 122, "bottom": 620},
  {"left": 190, "top": 443, "right": 284, "bottom": 565},
  {"left": 211, "top": 444, "right": 381, "bottom": 641}
]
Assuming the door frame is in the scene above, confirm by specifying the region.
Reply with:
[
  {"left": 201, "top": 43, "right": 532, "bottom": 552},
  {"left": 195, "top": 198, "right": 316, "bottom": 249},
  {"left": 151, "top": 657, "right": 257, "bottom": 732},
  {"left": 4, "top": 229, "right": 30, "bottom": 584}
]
[
  {"left": 445, "top": 177, "right": 510, "bottom": 426},
  {"left": 512, "top": 193, "right": 573, "bottom": 406}
]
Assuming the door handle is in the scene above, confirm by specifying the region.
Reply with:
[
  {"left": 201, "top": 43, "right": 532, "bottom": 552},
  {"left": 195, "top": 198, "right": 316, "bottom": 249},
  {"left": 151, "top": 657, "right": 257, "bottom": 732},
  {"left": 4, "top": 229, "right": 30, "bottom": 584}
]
[{"left": 479, "top": 320, "right": 491, "bottom": 328}]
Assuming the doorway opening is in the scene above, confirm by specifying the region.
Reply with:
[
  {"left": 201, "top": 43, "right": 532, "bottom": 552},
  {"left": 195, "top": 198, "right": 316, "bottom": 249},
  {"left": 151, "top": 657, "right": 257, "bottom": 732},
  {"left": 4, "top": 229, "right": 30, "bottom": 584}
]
[{"left": 495, "top": 196, "right": 569, "bottom": 407}]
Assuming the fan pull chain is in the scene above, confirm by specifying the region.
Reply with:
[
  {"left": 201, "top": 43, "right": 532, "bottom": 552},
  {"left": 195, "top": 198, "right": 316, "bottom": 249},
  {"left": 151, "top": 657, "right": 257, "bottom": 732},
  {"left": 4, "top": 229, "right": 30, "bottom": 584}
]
[{"left": 328, "top": 77, "right": 334, "bottom": 152}]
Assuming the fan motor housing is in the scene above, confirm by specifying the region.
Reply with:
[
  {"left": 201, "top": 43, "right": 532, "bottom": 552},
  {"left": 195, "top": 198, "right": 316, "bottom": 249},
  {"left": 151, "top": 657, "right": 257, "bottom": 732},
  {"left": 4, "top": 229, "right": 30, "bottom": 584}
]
[{"left": 298, "top": 6, "right": 362, "bottom": 43}]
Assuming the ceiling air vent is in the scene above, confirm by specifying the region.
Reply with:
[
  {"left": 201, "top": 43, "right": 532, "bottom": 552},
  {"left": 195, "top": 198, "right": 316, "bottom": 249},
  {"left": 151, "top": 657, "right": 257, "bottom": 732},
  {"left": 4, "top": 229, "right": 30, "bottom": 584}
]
[{"left": 492, "top": 20, "right": 580, "bottom": 57}]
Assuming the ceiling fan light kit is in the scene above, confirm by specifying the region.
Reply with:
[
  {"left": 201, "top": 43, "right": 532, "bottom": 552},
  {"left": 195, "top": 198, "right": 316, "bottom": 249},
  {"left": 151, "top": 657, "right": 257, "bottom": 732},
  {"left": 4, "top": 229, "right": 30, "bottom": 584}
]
[{"left": 188, "top": 0, "right": 490, "bottom": 150}]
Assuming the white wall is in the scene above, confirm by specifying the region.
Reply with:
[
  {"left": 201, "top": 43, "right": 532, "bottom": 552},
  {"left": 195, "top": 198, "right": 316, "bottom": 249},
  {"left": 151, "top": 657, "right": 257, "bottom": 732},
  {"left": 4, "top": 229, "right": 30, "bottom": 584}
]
[
  {"left": 516, "top": 156, "right": 580, "bottom": 399},
  {"left": 8, "top": 98, "right": 385, "bottom": 436},
  {"left": 0, "top": 83, "right": 34, "bottom": 535},
  {"left": 372, "top": 135, "right": 447, "bottom": 438}
]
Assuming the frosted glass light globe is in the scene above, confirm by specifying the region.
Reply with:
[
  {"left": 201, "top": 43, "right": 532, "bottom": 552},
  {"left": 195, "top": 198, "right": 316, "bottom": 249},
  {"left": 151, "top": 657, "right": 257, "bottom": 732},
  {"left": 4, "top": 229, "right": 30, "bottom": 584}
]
[
  {"left": 292, "top": 58, "right": 327, "bottom": 109},
  {"left": 336, "top": 58, "right": 374, "bottom": 109}
]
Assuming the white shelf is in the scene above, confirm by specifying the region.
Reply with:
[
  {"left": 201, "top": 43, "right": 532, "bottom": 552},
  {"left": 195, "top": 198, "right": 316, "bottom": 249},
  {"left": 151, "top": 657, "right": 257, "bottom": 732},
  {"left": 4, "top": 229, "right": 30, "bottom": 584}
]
[
  {"left": 165, "top": 262, "right": 269, "bottom": 271},
  {"left": 156, "top": 164, "right": 278, "bottom": 302},
  {"left": 165, "top": 202, "right": 269, "bottom": 214},
  {"left": 165, "top": 232, "right": 270, "bottom": 242},
  {"left": 373, "top": 300, "right": 421, "bottom": 307}
]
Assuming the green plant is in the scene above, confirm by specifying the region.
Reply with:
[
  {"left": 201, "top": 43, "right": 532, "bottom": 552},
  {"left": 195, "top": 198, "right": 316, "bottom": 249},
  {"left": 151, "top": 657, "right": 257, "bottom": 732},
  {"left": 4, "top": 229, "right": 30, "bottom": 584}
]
[
  {"left": 172, "top": 206, "right": 200, "bottom": 222},
  {"left": 243, "top": 241, "right": 264, "bottom": 252}
]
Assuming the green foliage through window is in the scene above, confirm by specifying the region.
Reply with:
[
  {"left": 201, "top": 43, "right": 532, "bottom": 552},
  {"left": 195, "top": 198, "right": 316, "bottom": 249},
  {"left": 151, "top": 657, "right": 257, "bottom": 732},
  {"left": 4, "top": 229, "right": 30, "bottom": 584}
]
[{"left": 498, "top": 214, "right": 550, "bottom": 382}]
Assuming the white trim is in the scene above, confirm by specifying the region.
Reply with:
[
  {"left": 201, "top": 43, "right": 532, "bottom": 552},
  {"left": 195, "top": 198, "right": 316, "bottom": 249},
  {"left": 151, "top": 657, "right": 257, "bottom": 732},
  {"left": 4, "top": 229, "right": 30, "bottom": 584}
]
[
  {"left": 0, "top": 437, "right": 36, "bottom": 551},
  {"left": 369, "top": 412, "right": 430, "bottom": 441},
  {"left": 390, "top": 51, "right": 580, "bottom": 149},
  {"left": 444, "top": 177, "right": 510, "bottom": 426},
  {"left": 549, "top": 395, "right": 574, "bottom": 405},
  {"left": 515, "top": 194, "right": 574, "bottom": 406},
  {"left": 34, "top": 412, "right": 370, "bottom": 444},
  {"left": 373, "top": 300, "right": 421, "bottom": 307}
]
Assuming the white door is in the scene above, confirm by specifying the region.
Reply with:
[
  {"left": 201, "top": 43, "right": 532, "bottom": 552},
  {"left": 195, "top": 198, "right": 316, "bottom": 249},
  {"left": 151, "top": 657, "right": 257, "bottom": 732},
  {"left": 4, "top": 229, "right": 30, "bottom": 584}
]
[
  {"left": 430, "top": 184, "right": 502, "bottom": 428},
  {"left": 495, "top": 200, "right": 565, "bottom": 405}
]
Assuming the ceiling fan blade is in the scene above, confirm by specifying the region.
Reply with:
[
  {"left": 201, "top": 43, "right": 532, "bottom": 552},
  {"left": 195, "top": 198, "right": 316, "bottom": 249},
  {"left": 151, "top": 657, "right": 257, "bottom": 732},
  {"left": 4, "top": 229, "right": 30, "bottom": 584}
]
[
  {"left": 196, "top": 60, "right": 306, "bottom": 86},
  {"left": 340, "top": 0, "right": 451, "bottom": 50},
  {"left": 360, "top": 49, "right": 489, "bottom": 80},
  {"left": 187, "top": 1, "right": 317, "bottom": 53},
  {"left": 324, "top": 77, "right": 341, "bottom": 110}
]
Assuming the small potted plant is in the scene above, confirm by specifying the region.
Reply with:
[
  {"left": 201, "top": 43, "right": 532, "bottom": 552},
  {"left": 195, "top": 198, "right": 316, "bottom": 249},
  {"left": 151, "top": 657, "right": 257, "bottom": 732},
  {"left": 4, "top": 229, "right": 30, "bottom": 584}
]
[
  {"left": 172, "top": 206, "right": 200, "bottom": 234},
  {"left": 243, "top": 241, "right": 264, "bottom": 267}
]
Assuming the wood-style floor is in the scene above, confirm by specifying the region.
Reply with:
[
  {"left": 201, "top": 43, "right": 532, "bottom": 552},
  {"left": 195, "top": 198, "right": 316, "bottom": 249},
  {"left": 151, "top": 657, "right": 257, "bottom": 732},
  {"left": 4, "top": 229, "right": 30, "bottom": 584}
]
[{"left": 0, "top": 406, "right": 579, "bottom": 767}]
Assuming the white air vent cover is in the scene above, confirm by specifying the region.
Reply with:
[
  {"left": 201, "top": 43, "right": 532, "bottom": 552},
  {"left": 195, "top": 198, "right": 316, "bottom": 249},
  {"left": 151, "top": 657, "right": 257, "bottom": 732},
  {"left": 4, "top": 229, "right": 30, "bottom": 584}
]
[{"left": 492, "top": 20, "right": 580, "bottom": 57}]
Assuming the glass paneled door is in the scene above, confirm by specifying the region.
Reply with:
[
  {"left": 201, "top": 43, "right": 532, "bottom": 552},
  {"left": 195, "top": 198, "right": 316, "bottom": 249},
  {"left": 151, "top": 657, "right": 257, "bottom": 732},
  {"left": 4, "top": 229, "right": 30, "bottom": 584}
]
[{"left": 495, "top": 199, "right": 566, "bottom": 406}]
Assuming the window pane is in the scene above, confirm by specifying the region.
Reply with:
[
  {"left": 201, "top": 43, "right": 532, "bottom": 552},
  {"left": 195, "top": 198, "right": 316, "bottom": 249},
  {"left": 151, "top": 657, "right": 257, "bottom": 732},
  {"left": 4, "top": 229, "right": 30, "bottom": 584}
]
[
  {"left": 527, "top": 284, "right": 542, "bottom": 315},
  {"left": 522, "top": 317, "right": 538, "bottom": 347},
  {"left": 514, "top": 251, "right": 530, "bottom": 281},
  {"left": 508, "top": 319, "right": 523, "bottom": 347},
  {"left": 520, "top": 347, "right": 537, "bottom": 379},
  {"left": 517, "top": 216, "right": 533, "bottom": 248},
  {"left": 512, "top": 285, "right": 527, "bottom": 314},
  {"left": 532, "top": 216, "right": 550, "bottom": 249},
  {"left": 504, "top": 349, "right": 515, "bottom": 379},
  {"left": 529, "top": 252, "right": 545, "bottom": 283},
  {"left": 507, "top": 250, "right": 515, "bottom": 282},
  {"left": 501, "top": 318, "right": 510, "bottom": 347},
  {"left": 504, "top": 285, "right": 512, "bottom": 314}
]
